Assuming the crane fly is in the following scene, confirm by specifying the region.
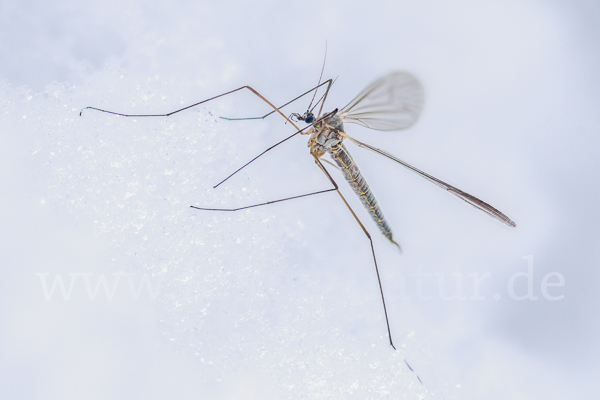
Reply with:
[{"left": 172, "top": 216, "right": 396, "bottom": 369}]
[{"left": 80, "top": 70, "right": 516, "bottom": 351}]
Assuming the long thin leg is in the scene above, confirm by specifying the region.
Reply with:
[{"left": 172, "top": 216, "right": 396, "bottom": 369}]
[
  {"left": 344, "top": 134, "right": 516, "bottom": 227},
  {"left": 81, "top": 86, "right": 315, "bottom": 188},
  {"left": 192, "top": 155, "right": 396, "bottom": 349},
  {"left": 81, "top": 86, "right": 342, "bottom": 189},
  {"left": 80, "top": 86, "right": 302, "bottom": 132},
  {"left": 220, "top": 79, "right": 333, "bottom": 121},
  {"left": 213, "top": 109, "right": 338, "bottom": 188},
  {"left": 81, "top": 82, "right": 341, "bottom": 189},
  {"left": 213, "top": 130, "right": 303, "bottom": 189},
  {"left": 315, "top": 78, "right": 334, "bottom": 119},
  {"left": 313, "top": 157, "right": 396, "bottom": 350},
  {"left": 190, "top": 186, "right": 337, "bottom": 211},
  {"left": 404, "top": 359, "right": 424, "bottom": 385},
  {"left": 317, "top": 157, "right": 423, "bottom": 382}
]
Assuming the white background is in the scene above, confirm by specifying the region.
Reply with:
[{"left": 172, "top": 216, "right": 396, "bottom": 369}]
[{"left": 1, "top": 0, "right": 599, "bottom": 398}]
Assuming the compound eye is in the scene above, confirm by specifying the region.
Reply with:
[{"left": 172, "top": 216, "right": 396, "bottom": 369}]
[{"left": 305, "top": 115, "right": 314, "bottom": 124}]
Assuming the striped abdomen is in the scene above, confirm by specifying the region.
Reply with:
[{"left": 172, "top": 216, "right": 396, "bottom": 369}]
[{"left": 329, "top": 143, "right": 395, "bottom": 242}]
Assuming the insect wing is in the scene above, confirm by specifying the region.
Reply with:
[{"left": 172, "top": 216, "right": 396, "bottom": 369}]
[{"left": 339, "top": 72, "right": 424, "bottom": 131}]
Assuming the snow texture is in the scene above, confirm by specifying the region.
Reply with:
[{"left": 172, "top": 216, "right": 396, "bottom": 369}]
[{"left": 1, "top": 0, "right": 600, "bottom": 399}]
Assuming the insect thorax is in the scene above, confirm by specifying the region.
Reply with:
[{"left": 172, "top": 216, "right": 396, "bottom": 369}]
[{"left": 308, "top": 113, "right": 345, "bottom": 157}]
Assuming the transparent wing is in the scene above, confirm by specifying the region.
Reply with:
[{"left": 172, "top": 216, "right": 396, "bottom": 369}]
[
  {"left": 345, "top": 136, "right": 517, "bottom": 227},
  {"left": 338, "top": 71, "right": 424, "bottom": 131}
]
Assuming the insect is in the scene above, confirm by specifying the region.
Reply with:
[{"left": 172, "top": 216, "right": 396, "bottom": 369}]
[{"left": 81, "top": 70, "right": 516, "bottom": 350}]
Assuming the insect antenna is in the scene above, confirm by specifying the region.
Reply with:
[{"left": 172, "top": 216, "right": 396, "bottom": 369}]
[{"left": 290, "top": 43, "right": 328, "bottom": 124}]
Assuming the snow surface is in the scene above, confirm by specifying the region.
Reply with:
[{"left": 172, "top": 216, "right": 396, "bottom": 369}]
[{"left": 1, "top": 0, "right": 600, "bottom": 398}]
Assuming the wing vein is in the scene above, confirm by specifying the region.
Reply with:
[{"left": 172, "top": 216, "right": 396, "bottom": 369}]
[{"left": 339, "top": 71, "right": 425, "bottom": 131}]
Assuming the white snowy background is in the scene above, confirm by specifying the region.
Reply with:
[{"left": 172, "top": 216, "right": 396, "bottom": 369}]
[{"left": 1, "top": 0, "right": 598, "bottom": 398}]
